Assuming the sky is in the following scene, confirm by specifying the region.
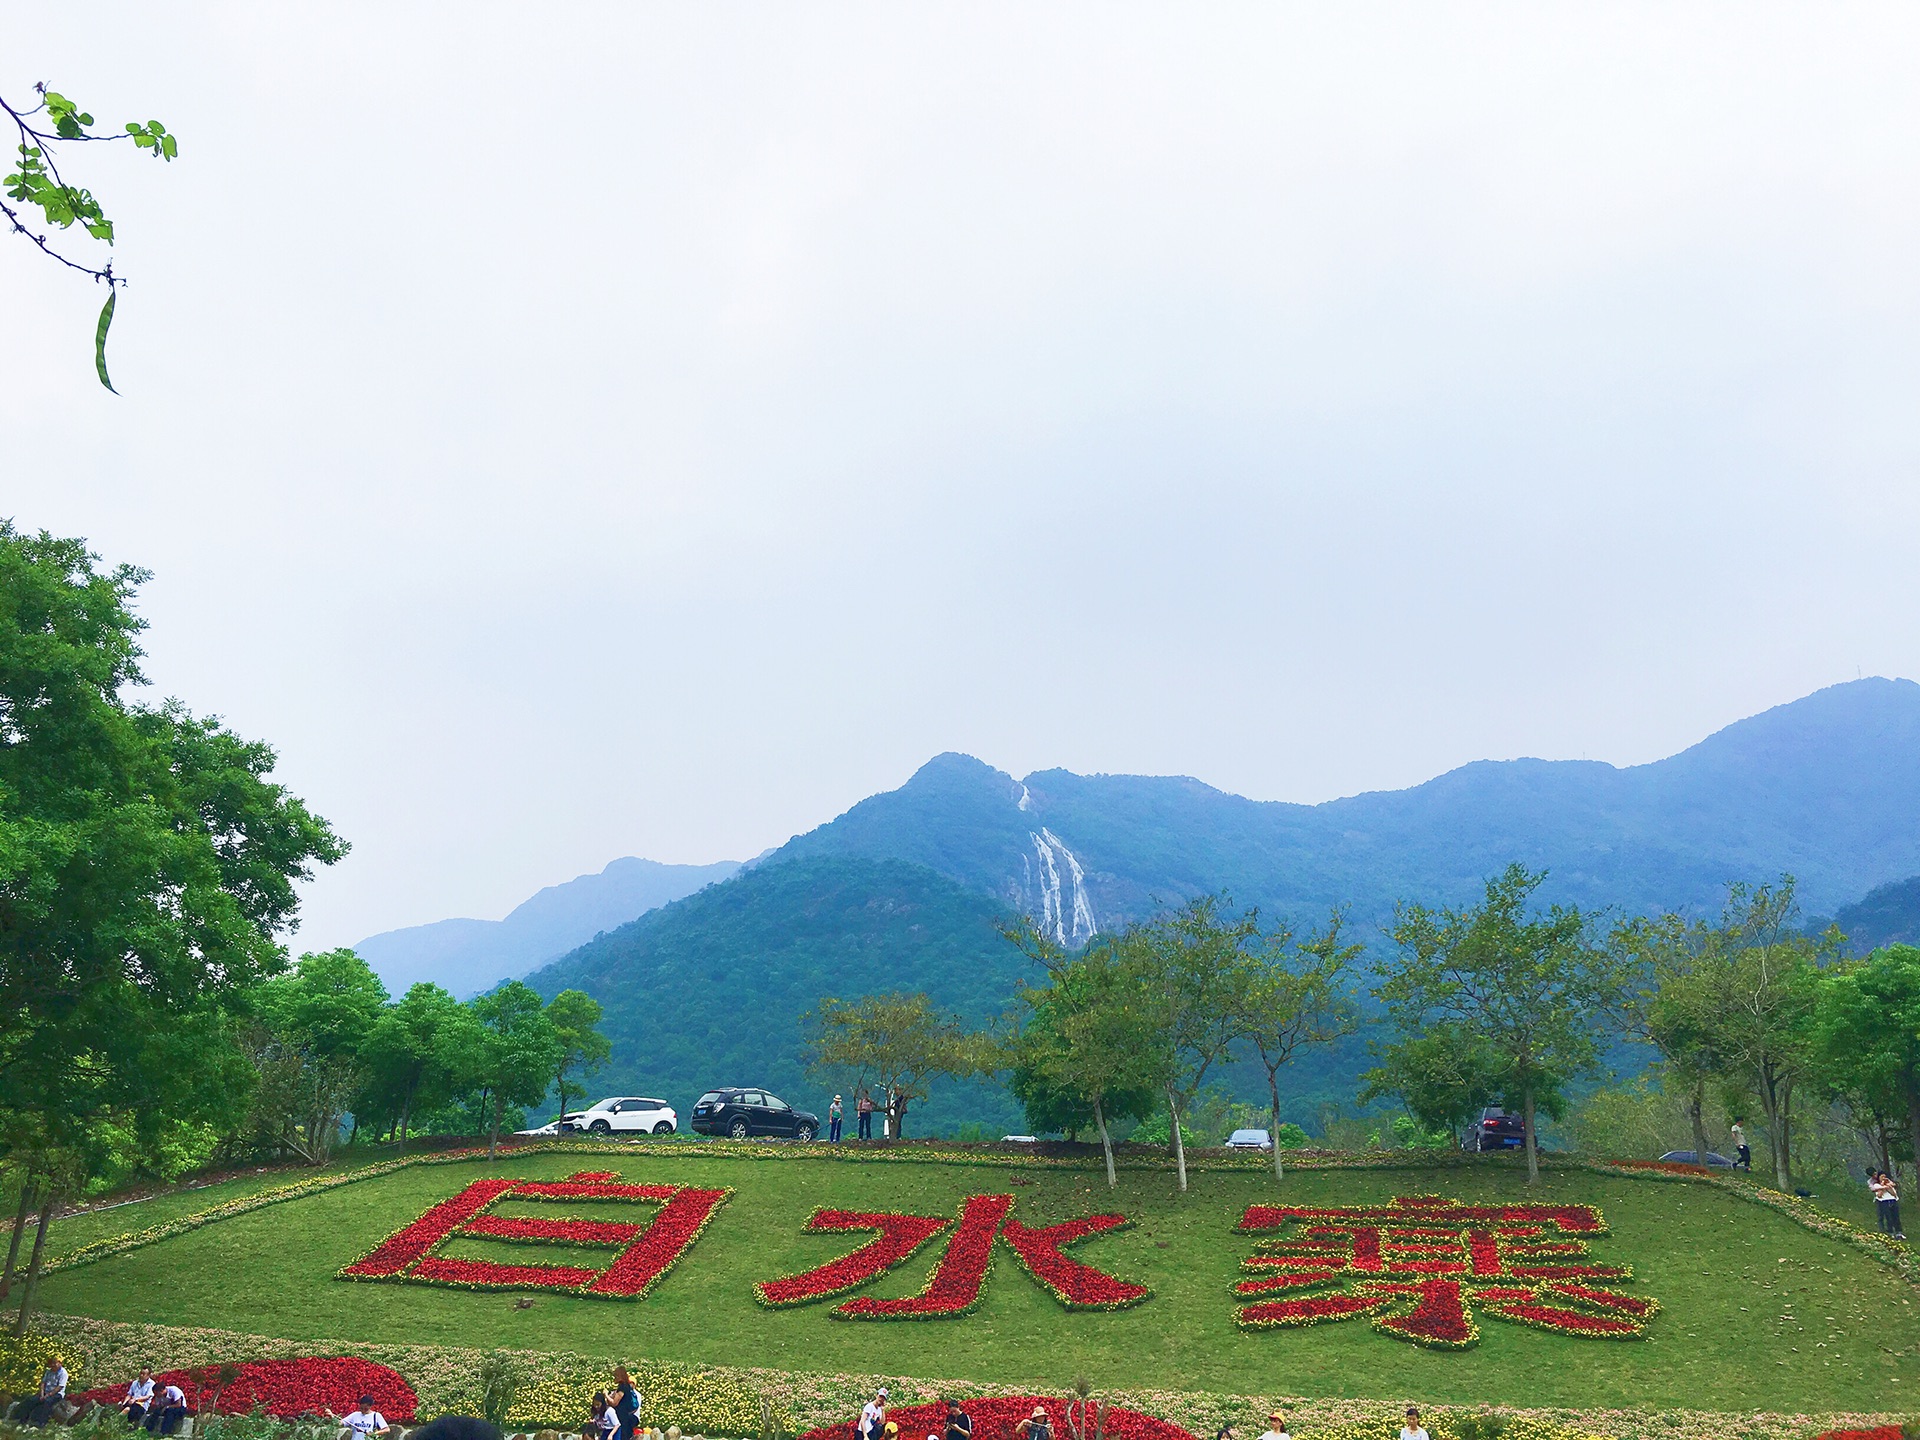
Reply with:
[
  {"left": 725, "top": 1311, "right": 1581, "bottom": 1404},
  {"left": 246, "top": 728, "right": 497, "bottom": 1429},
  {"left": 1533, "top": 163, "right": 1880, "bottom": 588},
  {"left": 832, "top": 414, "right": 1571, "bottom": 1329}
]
[{"left": 8, "top": 5, "right": 1920, "bottom": 949}]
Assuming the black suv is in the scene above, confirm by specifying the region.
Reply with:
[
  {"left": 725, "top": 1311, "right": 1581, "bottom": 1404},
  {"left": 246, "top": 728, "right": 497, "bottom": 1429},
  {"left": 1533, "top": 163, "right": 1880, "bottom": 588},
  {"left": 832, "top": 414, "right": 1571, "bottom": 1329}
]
[
  {"left": 1463, "top": 1106, "right": 1527, "bottom": 1151},
  {"left": 690, "top": 1088, "right": 820, "bottom": 1141}
]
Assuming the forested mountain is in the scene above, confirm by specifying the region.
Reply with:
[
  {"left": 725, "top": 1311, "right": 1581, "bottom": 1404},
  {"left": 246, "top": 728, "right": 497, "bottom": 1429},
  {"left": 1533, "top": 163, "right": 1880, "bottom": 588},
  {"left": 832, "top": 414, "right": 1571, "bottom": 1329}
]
[
  {"left": 354, "top": 856, "right": 741, "bottom": 997},
  {"left": 1831, "top": 875, "right": 1920, "bottom": 954},
  {"left": 775, "top": 677, "right": 1920, "bottom": 940},
  {"left": 522, "top": 677, "right": 1920, "bottom": 1135},
  {"left": 525, "top": 856, "right": 1030, "bottom": 1136}
]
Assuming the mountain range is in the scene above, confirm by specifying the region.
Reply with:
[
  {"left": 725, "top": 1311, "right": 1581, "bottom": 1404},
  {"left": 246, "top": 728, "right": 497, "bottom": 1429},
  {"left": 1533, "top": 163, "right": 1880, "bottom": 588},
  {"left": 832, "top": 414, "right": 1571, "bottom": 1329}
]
[
  {"left": 363, "top": 677, "right": 1920, "bottom": 1134},
  {"left": 353, "top": 856, "right": 741, "bottom": 997}
]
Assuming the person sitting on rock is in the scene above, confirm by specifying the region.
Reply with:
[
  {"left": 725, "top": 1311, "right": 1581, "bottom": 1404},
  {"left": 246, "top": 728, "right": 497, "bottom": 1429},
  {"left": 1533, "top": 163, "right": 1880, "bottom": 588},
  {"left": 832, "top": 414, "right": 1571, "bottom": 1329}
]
[
  {"left": 122, "top": 1371, "right": 157, "bottom": 1426},
  {"left": 144, "top": 1382, "right": 191, "bottom": 1436}
]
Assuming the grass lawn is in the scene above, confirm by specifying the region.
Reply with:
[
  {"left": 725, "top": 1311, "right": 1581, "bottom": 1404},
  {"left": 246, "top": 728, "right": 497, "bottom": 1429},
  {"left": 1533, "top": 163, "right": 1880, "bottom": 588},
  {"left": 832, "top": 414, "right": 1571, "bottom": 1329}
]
[{"left": 29, "top": 1148, "right": 1917, "bottom": 1412}]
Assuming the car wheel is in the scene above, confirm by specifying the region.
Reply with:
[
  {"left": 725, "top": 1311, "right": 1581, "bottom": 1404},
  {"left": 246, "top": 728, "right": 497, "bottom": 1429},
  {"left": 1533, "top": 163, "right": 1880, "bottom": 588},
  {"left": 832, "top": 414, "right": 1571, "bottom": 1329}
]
[
  {"left": 589, "top": 1119, "right": 611, "bottom": 1134},
  {"left": 652, "top": 1121, "right": 674, "bottom": 1135},
  {"left": 728, "top": 1117, "right": 751, "bottom": 1141},
  {"left": 795, "top": 1123, "right": 816, "bottom": 1142}
]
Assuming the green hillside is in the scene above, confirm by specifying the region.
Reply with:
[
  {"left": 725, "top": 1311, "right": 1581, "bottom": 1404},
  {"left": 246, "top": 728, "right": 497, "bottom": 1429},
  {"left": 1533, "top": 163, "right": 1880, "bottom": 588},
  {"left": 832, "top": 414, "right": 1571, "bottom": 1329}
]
[
  {"left": 524, "top": 856, "right": 1030, "bottom": 1134},
  {"left": 28, "top": 1146, "right": 1917, "bottom": 1413}
]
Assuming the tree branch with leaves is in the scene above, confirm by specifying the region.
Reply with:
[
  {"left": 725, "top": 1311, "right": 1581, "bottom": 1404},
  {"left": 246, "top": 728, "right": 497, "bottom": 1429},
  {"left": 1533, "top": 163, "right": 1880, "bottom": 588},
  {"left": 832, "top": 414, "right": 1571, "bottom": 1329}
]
[{"left": 3, "top": 81, "right": 178, "bottom": 389}]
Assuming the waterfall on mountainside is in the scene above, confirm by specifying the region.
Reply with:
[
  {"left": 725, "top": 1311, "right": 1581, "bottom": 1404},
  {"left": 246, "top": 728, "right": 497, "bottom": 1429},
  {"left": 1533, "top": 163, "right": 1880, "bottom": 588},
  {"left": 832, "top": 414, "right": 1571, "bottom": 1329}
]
[{"left": 1022, "top": 827, "right": 1098, "bottom": 946}]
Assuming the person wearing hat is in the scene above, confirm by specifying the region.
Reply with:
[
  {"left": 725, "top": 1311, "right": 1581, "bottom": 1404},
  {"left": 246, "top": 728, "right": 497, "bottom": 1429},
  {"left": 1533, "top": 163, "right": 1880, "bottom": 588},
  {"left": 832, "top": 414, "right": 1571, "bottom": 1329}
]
[
  {"left": 1400, "top": 1409, "right": 1428, "bottom": 1440},
  {"left": 859, "top": 1388, "right": 888, "bottom": 1440},
  {"left": 1015, "top": 1407, "right": 1052, "bottom": 1440},
  {"left": 829, "top": 1095, "right": 844, "bottom": 1143},
  {"left": 1258, "top": 1413, "right": 1291, "bottom": 1440},
  {"left": 942, "top": 1399, "right": 972, "bottom": 1440}
]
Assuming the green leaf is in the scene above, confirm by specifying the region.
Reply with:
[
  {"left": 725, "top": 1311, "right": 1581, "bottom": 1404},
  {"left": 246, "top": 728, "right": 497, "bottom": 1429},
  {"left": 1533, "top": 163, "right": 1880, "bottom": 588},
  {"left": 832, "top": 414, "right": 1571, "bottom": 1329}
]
[
  {"left": 161, "top": 135, "right": 177, "bottom": 160},
  {"left": 133, "top": 134, "right": 155, "bottom": 149},
  {"left": 126, "top": 122, "right": 144, "bottom": 134},
  {"left": 95, "top": 288, "right": 118, "bottom": 394},
  {"left": 148, "top": 121, "right": 165, "bottom": 134}
]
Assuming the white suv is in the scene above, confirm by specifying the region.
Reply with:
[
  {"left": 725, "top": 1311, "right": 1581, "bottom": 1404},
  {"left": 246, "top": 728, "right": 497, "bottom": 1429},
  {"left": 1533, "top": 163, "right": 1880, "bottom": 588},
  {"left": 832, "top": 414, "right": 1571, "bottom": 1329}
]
[{"left": 564, "top": 1097, "right": 678, "bottom": 1135}]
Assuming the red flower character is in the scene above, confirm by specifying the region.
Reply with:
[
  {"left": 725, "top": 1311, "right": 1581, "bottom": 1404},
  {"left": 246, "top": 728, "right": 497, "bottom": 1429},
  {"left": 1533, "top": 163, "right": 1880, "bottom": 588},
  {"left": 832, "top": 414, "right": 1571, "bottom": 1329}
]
[{"left": 1234, "top": 1195, "right": 1656, "bottom": 1348}]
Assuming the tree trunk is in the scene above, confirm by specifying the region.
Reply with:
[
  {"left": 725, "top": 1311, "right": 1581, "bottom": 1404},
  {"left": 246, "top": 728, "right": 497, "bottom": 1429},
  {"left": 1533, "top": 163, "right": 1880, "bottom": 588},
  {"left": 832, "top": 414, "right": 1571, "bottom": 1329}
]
[
  {"left": 1907, "top": 1078, "right": 1920, "bottom": 1211},
  {"left": 1522, "top": 1085, "right": 1539, "bottom": 1185},
  {"left": 1773, "top": 1076, "right": 1794, "bottom": 1191},
  {"left": 489, "top": 1092, "right": 503, "bottom": 1159},
  {"left": 1268, "top": 1071, "right": 1285, "bottom": 1182},
  {"left": 397, "top": 1087, "right": 412, "bottom": 1158},
  {"left": 10, "top": 1194, "right": 54, "bottom": 1338},
  {"left": 1167, "top": 1085, "right": 1188, "bottom": 1193},
  {"left": 0, "top": 1177, "right": 36, "bottom": 1303},
  {"left": 1688, "top": 1081, "right": 1710, "bottom": 1170},
  {"left": 1093, "top": 1095, "right": 1116, "bottom": 1189}
]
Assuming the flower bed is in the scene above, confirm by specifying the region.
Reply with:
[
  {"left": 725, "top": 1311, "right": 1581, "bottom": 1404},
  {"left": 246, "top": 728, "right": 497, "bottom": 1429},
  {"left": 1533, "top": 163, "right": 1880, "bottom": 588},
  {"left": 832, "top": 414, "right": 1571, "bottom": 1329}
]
[
  {"left": 1000, "top": 1215, "right": 1150, "bottom": 1310},
  {"left": 795, "top": 1395, "right": 1197, "bottom": 1440},
  {"left": 754, "top": 1210, "right": 953, "bottom": 1308},
  {"left": 338, "top": 1173, "right": 730, "bottom": 1299},
  {"left": 71, "top": 1356, "right": 417, "bottom": 1420}
]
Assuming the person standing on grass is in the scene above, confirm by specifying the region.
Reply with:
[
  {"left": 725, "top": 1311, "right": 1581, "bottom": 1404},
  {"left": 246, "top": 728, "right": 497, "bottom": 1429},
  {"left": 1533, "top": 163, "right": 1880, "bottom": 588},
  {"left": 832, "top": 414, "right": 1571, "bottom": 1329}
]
[
  {"left": 829, "top": 1094, "right": 844, "bottom": 1143},
  {"left": 857, "top": 1087, "right": 875, "bottom": 1141},
  {"left": 1730, "top": 1121, "right": 1751, "bottom": 1171},
  {"left": 1399, "top": 1409, "right": 1428, "bottom": 1440},
  {"left": 1871, "top": 1170, "right": 1906, "bottom": 1239},
  {"left": 612, "top": 1367, "right": 642, "bottom": 1440}
]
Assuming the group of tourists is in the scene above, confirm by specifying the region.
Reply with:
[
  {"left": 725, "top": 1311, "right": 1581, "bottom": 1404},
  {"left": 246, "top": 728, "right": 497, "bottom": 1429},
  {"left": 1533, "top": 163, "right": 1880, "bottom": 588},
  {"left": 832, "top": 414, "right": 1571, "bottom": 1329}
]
[
  {"left": 581, "top": 1367, "right": 644, "bottom": 1440},
  {"left": 826, "top": 1086, "right": 910, "bottom": 1143},
  {"left": 852, "top": 1389, "right": 976, "bottom": 1440}
]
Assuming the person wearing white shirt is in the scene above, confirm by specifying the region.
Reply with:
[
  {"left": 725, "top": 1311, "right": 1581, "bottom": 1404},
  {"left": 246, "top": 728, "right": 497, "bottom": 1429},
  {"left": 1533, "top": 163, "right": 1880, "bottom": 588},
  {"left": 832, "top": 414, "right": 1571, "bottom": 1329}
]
[
  {"left": 341, "top": 1396, "right": 391, "bottom": 1440},
  {"left": 123, "top": 1372, "right": 157, "bottom": 1425},
  {"left": 9, "top": 1359, "right": 68, "bottom": 1427},
  {"left": 858, "top": 1389, "right": 888, "bottom": 1440},
  {"left": 144, "top": 1383, "right": 191, "bottom": 1436},
  {"left": 1257, "top": 1411, "right": 1291, "bottom": 1440},
  {"left": 1400, "top": 1408, "right": 1429, "bottom": 1440}
]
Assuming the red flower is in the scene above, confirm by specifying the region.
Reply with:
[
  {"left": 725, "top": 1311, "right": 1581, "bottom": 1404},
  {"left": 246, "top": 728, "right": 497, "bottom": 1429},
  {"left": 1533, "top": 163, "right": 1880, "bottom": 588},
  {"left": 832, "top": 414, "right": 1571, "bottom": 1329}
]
[
  {"left": 1809, "top": 1430, "right": 1900, "bottom": 1440},
  {"left": 755, "top": 1210, "right": 953, "bottom": 1308},
  {"left": 838, "top": 1194, "right": 1012, "bottom": 1320},
  {"left": 795, "top": 1396, "right": 1193, "bottom": 1440},
  {"left": 76, "top": 1358, "right": 416, "bottom": 1421},
  {"left": 338, "top": 1171, "right": 730, "bottom": 1300},
  {"left": 1001, "top": 1216, "right": 1149, "bottom": 1310}
]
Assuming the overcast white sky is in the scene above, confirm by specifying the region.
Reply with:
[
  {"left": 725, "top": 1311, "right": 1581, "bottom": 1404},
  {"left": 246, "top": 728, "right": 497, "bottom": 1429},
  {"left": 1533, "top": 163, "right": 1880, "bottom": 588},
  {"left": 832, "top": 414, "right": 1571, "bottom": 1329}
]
[{"left": 8, "top": 5, "right": 1920, "bottom": 948}]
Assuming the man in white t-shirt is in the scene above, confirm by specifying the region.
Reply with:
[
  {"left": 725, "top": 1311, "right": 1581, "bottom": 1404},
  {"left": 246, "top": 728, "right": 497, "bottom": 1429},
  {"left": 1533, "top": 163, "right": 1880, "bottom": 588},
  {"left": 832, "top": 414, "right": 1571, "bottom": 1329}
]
[
  {"left": 858, "top": 1388, "right": 888, "bottom": 1440},
  {"left": 1400, "top": 1408, "right": 1429, "bottom": 1440},
  {"left": 341, "top": 1396, "right": 391, "bottom": 1440},
  {"left": 1257, "top": 1411, "right": 1290, "bottom": 1440},
  {"left": 145, "top": 1383, "right": 191, "bottom": 1436},
  {"left": 123, "top": 1371, "right": 157, "bottom": 1425}
]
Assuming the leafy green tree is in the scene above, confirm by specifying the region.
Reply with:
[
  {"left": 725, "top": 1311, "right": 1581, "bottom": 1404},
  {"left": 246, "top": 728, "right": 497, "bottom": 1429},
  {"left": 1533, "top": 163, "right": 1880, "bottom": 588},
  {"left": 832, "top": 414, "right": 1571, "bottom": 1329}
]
[
  {"left": 357, "top": 983, "right": 472, "bottom": 1151},
  {"left": 804, "top": 992, "right": 986, "bottom": 1140},
  {"left": 1243, "top": 910, "right": 1360, "bottom": 1179},
  {"left": 0, "top": 523, "right": 341, "bottom": 1328},
  {"left": 3, "top": 83, "right": 178, "bottom": 387},
  {"left": 1123, "top": 895, "right": 1263, "bottom": 1192},
  {"left": 1809, "top": 945, "right": 1920, "bottom": 1185},
  {"left": 243, "top": 950, "right": 389, "bottom": 1163},
  {"left": 1007, "top": 936, "right": 1166, "bottom": 1186},
  {"left": 1361, "top": 1023, "right": 1515, "bottom": 1147},
  {"left": 1377, "top": 864, "right": 1621, "bottom": 1183},
  {"left": 468, "top": 982, "right": 562, "bottom": 1156},
  {"left": 1617, "top": 909, "right": 1734, "bottom": 1170},
  {"left": 546, "top": 989, "right": 613, "bottom": 1121}
]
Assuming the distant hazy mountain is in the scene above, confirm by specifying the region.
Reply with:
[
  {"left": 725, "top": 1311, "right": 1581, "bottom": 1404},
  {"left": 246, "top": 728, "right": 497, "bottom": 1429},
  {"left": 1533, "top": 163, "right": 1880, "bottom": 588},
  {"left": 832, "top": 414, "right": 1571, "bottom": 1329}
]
[
  {"left": 522, "top": 677, "right": 1920, "bottom": 1131},
  {"left": 774, "top": 677, "right": 1920, "bottom": 936},
  {"left": 1831, "top": 875, "right": 1920, "bottom": 954},
  {"left": 354, "top": 856, "right": 741, "bottom": 997}
]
